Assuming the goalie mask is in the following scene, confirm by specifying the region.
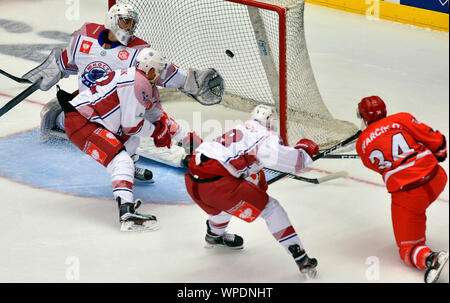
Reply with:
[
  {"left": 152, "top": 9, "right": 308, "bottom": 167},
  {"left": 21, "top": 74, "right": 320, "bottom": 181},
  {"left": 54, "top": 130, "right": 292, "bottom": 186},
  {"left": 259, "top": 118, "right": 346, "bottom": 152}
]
[
  {"left": 105, "top": 3, "right": 138, "bottom": 45},
  {"left": 135, "top": 47, "right": 167, "bottom": 84},
  {"left": 251, "top": 105, "right": 279, "bottom": 132}
]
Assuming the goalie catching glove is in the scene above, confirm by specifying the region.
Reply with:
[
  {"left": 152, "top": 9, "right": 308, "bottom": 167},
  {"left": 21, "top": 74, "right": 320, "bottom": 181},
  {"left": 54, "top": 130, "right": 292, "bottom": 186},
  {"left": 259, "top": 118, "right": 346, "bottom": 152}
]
[
  {"left": 183, "top": 68, "right": 225, "bottom": 105},
  {"left": 22, "top": 48, "right": 64, "bottom": 91}
]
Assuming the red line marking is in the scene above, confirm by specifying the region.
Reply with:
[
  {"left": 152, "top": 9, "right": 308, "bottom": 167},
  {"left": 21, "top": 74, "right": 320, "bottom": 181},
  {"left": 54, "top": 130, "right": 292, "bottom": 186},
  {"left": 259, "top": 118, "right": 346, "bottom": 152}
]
[
  {"left": 1, "top": 90, "right": 448, "bottom": 204},
  {"left": 310, "top": 167, "right": 449, "bottom": 203},
  {"left": 0, "top": 92, "right": 46, "bottom": 106}
]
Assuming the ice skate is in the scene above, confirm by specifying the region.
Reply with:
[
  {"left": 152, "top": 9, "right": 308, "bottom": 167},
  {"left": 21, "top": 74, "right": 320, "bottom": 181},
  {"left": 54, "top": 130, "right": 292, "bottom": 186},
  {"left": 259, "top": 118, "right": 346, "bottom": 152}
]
[
  {"left": 289, "top": 244, "right": 318, "bottom": 279},
  {"left": 424, "top": 251, "right": 449, "bottom": 283},
  {"left": 118, "top": 198, "right": 158, "bottom": 232},
  {"left": 205, "top": 220, "right": 243, "bottom": 250},
  {"left": 134, "top": 166, "right": 154, "bottom": 183}
]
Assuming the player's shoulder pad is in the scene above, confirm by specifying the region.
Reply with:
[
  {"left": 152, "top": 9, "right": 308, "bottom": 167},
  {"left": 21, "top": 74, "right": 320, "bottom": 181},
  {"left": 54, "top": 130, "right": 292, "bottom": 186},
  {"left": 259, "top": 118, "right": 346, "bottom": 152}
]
[
  {"left": 133, "top": 68, "right": 154, "bottom": 109},
  {"left": 73, "top": 22, "right": 105, "bottom": 39},
  {"left": 127, "top": 37, "right": 150, "bottom": 49}
]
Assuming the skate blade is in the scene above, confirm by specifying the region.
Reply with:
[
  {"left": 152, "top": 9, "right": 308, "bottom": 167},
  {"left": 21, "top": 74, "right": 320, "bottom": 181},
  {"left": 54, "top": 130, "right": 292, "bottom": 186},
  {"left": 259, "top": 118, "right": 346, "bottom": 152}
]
[
  {"left": 134, "top": 179, "right": 155, "bottom": 184},
  {"left": 301, "top": 268, "right": 318, "bottom": 280},
  {"left": 120, "top": 220, "right": 159, "bottom": 232},
  {"left": 204, "top": 243, "right": 244, "bottom": 250}
]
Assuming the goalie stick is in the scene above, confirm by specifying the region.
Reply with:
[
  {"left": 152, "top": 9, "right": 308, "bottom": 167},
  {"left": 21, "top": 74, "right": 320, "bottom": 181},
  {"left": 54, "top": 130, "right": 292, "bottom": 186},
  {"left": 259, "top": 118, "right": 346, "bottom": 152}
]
[
  {"left": 0, "top": 69, "right": 32, "bottom": 84},
  {"left": 264, "top": 167, "right": 348, "bottom": 185},
  {"left": 267, "top": 130, "right": 362, "bottom": 185},
  {"left": 0, "top": 77, "right": 43, "bottom": 117}
]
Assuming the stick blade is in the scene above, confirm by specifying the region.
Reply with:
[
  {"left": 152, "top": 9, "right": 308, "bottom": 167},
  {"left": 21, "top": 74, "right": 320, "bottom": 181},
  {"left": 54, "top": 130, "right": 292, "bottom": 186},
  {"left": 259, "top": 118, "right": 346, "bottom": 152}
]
[{"left": 316, "top": 171, "right": 348, "bottom": 184}]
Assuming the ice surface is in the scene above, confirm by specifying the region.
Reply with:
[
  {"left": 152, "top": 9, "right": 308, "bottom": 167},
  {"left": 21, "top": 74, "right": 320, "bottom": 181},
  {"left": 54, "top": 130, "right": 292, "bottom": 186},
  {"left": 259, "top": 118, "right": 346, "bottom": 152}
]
[{"left": 0, "top": 0, "right": 447, "bottom": 284}]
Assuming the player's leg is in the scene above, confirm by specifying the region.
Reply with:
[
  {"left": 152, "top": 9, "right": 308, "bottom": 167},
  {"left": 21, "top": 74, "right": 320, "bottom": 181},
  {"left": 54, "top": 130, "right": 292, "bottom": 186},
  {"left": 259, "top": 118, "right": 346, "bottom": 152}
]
[
  {"left": 205, "top": 211, "right": 243, "bottom": 249},
  {"left": 391, "top": 168, "right": 448, "bottom": 282},
  {"left": 260, "top": 196, "right": 317, "bottom": 277},
  {"left": 64, "top": 111, "right": 158, "bottom": 231}
]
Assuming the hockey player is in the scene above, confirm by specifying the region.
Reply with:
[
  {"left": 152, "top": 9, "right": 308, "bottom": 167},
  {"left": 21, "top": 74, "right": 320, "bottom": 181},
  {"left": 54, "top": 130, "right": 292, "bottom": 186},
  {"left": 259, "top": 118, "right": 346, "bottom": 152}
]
[
  {"left": 21, "top": 3, "right": 224, "bottom": 179},
  {"left": 184, "top": 105, "right": 319, "bottom": 278},
  {"left": 355, "top": 96, "right": 448, "bottom": 283},
  {"left": 58, "top": 47, "right": 214, "bottom": 231}
]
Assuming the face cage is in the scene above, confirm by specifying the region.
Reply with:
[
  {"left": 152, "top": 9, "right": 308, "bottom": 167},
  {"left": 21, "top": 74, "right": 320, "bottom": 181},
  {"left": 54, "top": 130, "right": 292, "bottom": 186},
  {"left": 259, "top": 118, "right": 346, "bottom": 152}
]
[{"left": 117, "top": 13, "right": 138, "bottom": 35}]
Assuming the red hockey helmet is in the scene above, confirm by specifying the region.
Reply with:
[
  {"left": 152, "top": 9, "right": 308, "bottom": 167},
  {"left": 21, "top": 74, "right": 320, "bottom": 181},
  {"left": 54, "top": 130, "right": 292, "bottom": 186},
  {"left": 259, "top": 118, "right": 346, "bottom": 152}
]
[{"left": 357, "top": 96, "right": 387, "bottom": 125}]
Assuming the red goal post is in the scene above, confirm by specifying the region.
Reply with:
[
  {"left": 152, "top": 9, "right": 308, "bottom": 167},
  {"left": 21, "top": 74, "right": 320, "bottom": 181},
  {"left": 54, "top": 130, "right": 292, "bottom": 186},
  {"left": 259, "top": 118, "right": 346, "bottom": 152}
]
[{"left": 107, "top": 0, "right": 358, "bottom": 148}]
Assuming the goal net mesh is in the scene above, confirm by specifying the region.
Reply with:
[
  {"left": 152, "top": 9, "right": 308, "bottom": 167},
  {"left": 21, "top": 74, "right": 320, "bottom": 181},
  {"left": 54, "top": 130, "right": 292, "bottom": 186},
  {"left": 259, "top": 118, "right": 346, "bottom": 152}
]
[{"left": 119, "top": 0, "right": 358, "bottom": 149}]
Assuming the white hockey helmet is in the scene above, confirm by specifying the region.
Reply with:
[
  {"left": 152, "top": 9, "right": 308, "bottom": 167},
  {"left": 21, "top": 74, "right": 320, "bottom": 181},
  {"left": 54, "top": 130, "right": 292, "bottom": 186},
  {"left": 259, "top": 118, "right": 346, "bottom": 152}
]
[
  {"left": 135, "top": 47, "right": 167, "bottom": 81},
  {"left": 251, "top": 104, "right": 279, "bottom": 132},
  {"left": 105, "top": 2, "right": 138, "bottom": 45}
]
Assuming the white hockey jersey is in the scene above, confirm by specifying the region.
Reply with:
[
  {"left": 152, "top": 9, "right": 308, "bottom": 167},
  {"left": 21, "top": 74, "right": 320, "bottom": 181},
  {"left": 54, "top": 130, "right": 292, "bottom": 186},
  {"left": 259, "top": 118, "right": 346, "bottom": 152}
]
[
  {"left": 69, "top": 67, "right": 163, "bottom": 138},
  {"left": 195, "top": 120, "right": 313, "bottom": 179},
  {"left": 57, "top": 22, "right": 187, "bottom": 92}
]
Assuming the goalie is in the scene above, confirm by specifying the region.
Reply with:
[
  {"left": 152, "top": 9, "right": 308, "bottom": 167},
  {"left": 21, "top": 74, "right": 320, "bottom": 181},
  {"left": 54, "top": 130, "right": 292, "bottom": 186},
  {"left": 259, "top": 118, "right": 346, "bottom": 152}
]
[{"left": 21, "top": 2, "right": 224, "bottom": 175}]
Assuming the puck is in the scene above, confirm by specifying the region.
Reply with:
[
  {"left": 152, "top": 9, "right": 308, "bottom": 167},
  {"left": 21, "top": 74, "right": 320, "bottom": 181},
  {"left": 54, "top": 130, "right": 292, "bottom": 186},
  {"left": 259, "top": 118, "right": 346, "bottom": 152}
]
[{"left": 225, "top": 49, "right": 234, "bottom": 58}]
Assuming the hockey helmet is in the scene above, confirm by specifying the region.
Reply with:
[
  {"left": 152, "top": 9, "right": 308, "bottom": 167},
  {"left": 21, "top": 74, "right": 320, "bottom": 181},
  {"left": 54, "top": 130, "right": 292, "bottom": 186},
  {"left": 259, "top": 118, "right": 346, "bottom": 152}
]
[
  {"left": 251, "top": 104, "right": 279, "bottom": 132},
  {"left": 135, "top": 47, "right": 167, "bottom": 83},
  {"left": 357, "top": 96, "right": 387, "bottom": 126},
  {"left": 105, "top": 3, "right": 138, "bottom": 45}
]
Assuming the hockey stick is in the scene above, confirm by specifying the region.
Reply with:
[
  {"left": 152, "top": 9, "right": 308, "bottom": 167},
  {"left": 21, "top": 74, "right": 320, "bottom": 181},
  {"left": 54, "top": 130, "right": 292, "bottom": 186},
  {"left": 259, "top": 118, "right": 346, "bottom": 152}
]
[
  {"left": 322, "top": 154, "right": 360, "bottom": 159},
  {"left": 0, "top": 77, "right": 43, "bottom": 117},
  {"left": 267, "top": 130, "right": 362, "bottom": 185},
  {"left": 0, "top": 69, "right": 32, "bottom": 84},
  {"left": 264, "top": 167, "right": 348, "bottom": 184}
]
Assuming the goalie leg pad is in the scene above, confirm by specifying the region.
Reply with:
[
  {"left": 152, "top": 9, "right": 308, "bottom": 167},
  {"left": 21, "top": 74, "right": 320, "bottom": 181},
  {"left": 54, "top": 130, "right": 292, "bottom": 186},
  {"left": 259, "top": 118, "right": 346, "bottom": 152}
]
[{"left": 39, "top": 98, "right": 68, "bottom": 142}]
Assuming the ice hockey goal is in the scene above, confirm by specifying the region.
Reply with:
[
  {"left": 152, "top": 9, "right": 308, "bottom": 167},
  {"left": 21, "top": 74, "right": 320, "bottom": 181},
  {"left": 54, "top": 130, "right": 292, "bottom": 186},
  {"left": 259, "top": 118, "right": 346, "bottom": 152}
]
[{"left": 108, "top": 0, "right": 358, "bottom": 148}]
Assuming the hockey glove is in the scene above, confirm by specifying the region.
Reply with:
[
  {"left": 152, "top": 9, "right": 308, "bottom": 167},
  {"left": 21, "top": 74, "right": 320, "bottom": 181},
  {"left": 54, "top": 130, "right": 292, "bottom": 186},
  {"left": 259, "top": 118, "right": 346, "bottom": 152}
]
[
  {"left": 434, "top": 136, "right": 447, "bottom": 162},
  {"left": 151, "top": 120, "right": 171, "bottom": 149},
  {"left": 295, "top": 138, "right": 319, "bottom": 158},
  {"left": 183, "top": 68, "right": 225, "bottom": 105}
]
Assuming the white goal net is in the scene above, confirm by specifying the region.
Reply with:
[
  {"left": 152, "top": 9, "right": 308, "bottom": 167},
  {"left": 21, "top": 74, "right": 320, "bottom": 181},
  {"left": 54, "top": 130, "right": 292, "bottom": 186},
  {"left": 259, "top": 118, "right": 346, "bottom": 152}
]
[{"left": 110, "top": 0, "right": 358, "bottom": 149}]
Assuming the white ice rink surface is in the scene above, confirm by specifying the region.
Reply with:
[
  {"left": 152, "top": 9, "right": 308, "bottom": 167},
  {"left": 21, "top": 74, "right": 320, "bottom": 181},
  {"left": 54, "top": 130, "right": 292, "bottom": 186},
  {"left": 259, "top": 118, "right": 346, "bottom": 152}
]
[{"left": 0, "top": 0, "right": 448, "bottom": 284}]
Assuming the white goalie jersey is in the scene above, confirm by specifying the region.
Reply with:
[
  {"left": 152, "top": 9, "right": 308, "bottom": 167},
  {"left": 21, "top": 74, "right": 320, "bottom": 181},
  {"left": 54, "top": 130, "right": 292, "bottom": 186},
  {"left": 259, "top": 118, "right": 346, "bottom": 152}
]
[{"left": 195, "top": 120, "right": 313, "bottom": 180}]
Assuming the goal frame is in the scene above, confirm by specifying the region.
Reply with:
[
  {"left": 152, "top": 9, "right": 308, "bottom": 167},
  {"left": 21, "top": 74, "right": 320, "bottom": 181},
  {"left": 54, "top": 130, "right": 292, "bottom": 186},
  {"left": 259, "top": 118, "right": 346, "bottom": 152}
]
[{"left": 108, "top": 0, "right": 292, "bottom": 144}]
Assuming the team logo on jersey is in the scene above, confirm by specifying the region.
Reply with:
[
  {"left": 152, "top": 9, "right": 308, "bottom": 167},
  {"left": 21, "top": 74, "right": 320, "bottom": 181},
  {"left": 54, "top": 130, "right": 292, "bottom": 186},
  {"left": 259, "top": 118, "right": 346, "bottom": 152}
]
[
  {"left": 118, "top": 50, "right": 130, "bottom": 61},
  {"left": 80, "top": 40, "right": 93, "bottom": 54},
  {"left": 82, "top": 61, "right": 113, "bottom": 87},
  {"left": 229, "top": 200, "right": 260, "bottom": 223}
]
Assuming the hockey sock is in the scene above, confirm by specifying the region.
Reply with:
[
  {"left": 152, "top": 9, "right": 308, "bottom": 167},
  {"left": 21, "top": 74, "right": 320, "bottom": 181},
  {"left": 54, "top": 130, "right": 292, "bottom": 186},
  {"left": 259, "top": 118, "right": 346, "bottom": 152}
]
[
  {"left": 402, "top": 245, "right": 432, "bottom": 269},
  {"left": 208, "top": 211, "right": 232, "bottom": 236},
  {"left": 107, "top": 150, "right": 135, "bottom": 204},
  {"left": 260, "top": 197, "right": 304, "bottom": 253}
]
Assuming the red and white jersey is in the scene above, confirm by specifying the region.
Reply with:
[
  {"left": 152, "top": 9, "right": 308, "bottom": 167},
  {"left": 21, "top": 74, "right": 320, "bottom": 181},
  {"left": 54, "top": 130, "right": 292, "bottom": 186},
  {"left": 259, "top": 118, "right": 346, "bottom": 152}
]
[
  {"left": 57, "top": 22, "right": 187, "bottom": 92},
  {"left": 356, "top": 112, "right": 445, "bottom": 192},
  {"left": 69, "top": 67, "right": 163, "bottom": 138},
  {"left": 195, "top": 120, "right": 313, "bottom": 179}
]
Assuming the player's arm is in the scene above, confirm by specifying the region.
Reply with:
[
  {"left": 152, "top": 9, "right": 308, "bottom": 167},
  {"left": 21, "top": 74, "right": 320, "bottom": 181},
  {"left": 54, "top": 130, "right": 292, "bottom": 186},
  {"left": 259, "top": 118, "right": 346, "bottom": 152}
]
[
  {"left": 21, "top": 26, "right": 82, "bottom": 91},
  {"left": 400, "top": 113, "right": 447, "bottom": 162},
  {"left": 257, "top": 135, "right": 319, "bottom": 173},
  {"left": 120, "top": 73, "right": 171, "bottom": 148}
]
